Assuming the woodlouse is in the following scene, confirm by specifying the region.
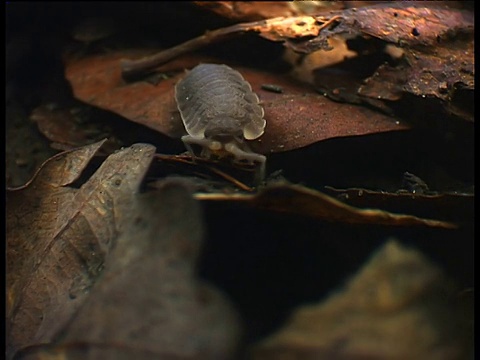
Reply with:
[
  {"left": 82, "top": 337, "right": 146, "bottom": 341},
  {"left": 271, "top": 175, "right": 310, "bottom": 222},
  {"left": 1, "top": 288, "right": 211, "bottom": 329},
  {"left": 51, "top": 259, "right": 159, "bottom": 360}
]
[{"left": 175, "top": 64, "right": 267, "bottom": 178}]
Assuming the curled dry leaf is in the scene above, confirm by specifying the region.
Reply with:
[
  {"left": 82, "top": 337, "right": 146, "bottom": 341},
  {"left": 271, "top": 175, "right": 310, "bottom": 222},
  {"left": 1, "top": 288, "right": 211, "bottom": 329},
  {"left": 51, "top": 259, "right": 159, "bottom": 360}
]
[
  {"left": 324, "top": 186, "right": 474, "bottom": 226},
  {"left": 6, "top": 140, "right": 156, "bottom": 359},
  {"left": 195, "top": 184, "right": 456, "bottom": 229},
  {"left": 280, "top": 4, "right": 474, "bottom": 113},
  {"left": 16, "top": 182, "right": 242, "bottom": 360},
  {"left": 65, "top": 51, "right": 408, "bottom": 154},
  {"left": 253, "top": 240, "right": 473, "bottom": 359}
]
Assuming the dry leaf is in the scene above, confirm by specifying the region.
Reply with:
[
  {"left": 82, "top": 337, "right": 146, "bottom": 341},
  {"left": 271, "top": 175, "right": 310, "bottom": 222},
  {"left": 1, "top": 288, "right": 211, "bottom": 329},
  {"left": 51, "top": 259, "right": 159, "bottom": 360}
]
[
  {"left": 65, "top": 52, "right": 408, "bottom": 154},
  {"left": 17, "top": 181, "right": 242, "bottom": 360},
  {"left": 30, "top": 105, "right": 121, "bottom": 152},
  {"left": 195, "top": 184, "right": 456, "bottom": 229},
  {"left": 7, "top": 141, "right": 156, "bottom": 359},
  {"left": 324, "top": 186, "right": 474, "bottom": 226},
  {"left": 253, "top": 239, "right": 472, "bottom": 359}
]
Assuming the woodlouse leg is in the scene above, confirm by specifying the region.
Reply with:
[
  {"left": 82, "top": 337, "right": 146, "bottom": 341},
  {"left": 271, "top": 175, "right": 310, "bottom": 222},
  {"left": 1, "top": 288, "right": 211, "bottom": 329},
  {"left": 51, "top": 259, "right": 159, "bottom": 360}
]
[
  {"left": 181, "top": 135, "right": 197, "bottom": 158},
  {"left": 181, "top": 135, "right": 217, "bottom": 161},
  {"left": 224, "top": 142, "right": 266, "bottom": 182}
]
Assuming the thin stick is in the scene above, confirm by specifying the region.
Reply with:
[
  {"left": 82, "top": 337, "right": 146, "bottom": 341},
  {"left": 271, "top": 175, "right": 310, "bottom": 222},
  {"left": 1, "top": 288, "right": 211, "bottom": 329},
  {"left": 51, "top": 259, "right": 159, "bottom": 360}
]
[
  {"left": 155, "top": 153, "right": 195, "bottom": 165},
  {"left": 121, "top": 22, "right": 247, "bottom": 79},
  {"left": 155, "top": 153, "right": 254, "bottom": 191},
  {"left": 206, "top": 166, "right": 254, "bottom": 192},
  {"left": 120, "top": 15, "right": 342, "bottom": 79}
]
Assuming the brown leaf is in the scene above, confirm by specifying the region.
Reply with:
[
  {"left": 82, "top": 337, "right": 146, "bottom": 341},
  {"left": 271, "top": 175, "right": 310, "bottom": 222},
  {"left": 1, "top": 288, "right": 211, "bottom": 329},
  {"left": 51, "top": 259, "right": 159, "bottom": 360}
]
[
  {"left": 195, "top": 184, "right": 456, "bottom": 229},
  {"left": 324, "top": 186, "right": 474, "bottom": 226},
  {"left": 253, "top": 240, "right": 472, "bottom": 359},
  {"left": 16, "top": 181, "right": 242, "bottom": 360},
  {"left": 64, "top": 50, "right": 208, "bottom": 139},
  {"left": 334, "top": 5, "right": 473, "bottom": 46},
  {"left": 30, "top": 105, "right": 121, "bottom": 151},
  {"left": 357, "top": 63, "right": 406, "bottom": 101},
  {"left": 30, "top": 105, "right": 91, "bottom": 147},
  {"left": 65, "top": 52, "right": 408, "bottom": 154},
  {"left": 7, "top": 141, "right": 156, "bottom": 359},
  {"left": 326, "top": 5, "right": 474, "bottom": 109}
]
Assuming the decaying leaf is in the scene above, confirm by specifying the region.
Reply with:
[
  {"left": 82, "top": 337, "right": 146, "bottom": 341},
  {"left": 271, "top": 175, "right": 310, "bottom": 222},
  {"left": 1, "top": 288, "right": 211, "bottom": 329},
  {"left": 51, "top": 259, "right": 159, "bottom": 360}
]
[
  {"left": 16, "top": 181, "right": 242, "bottom": 360},
  {"left": 65, "top": 51, "right": 408, "bottom": 154},
  {"left": 275, "top": 4, "right": 475, "bottom": 115},
  {"left": 120, "top": 3, "right": 473, "bottom": 119},
  {"left": 7, "top": 141, "right": 156, "bottom": 359},
  {"left": 195, "top": 184, "right": 456, "bottom": 229},
  {"left": 253, "top": 239, "right": 473, "bottom": 359}
]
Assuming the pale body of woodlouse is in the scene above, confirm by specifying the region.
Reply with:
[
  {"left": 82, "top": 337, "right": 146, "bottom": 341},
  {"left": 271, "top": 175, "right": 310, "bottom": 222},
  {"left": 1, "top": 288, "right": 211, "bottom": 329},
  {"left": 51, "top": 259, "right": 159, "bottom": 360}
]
[{"left": 175, "top": 64, "right": 267, "bottom": 178}]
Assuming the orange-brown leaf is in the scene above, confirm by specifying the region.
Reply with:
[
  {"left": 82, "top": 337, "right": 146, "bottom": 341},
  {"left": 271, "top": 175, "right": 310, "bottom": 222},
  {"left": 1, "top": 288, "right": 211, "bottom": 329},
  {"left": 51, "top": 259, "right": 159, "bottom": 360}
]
[{"left": 65, "top": 52, "right": 409, "bottom": 155}]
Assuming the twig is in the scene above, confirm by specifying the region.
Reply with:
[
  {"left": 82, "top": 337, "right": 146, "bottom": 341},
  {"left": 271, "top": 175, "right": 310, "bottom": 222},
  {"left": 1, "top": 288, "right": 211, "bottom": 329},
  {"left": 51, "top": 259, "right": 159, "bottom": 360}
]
[
  {"left": 120, "top": 15, "right": 342, "bottom": 80},
  {"left": 206, "top": 166, "right": 254, "bottom": 192},
  {"left": 155, "top": 153, "right": 254, "bottom": 191}
]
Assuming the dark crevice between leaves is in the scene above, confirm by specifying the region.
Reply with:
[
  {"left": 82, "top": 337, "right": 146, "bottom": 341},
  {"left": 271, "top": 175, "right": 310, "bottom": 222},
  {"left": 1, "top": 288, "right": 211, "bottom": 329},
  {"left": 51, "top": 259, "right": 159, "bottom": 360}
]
[
  {"left": 198, "top": 201, "right": 473, "bottom": 346},
  {"left": 265, "top": 128, "right": 473, "bottom": 195}
]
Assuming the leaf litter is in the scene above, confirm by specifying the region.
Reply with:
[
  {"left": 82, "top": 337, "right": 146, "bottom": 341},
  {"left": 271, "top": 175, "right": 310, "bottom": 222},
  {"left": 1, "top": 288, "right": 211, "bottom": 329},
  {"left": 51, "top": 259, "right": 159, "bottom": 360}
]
[
  {"left": 16, "top": 181, "right": 242, "bottom": 360},
  {"left": 7, "top": 141, "right": 156, "bottom": 358},
  {"left": 7, "top": 2, "right": 474, "bottom": 359},
  {"left": 116, "top": 2, "right": 473, "bottom": 120}
]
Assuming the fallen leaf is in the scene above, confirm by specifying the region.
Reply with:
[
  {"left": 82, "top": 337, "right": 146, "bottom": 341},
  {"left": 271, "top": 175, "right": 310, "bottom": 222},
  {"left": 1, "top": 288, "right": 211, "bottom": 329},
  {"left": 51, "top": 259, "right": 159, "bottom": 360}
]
[
  {"left": 64, "top": 50, "right": 212, "bottom": 140},
  {"left": 6, "top": 141, "right": 156, "bottom": 359},
  {"left": 357, "top": 62, "right": 406, "bottom": 101},
  {"left": 17, "top": 181, "right": 242, "bottom": 360},
  {"left": 194, "top": 183, "right": 456, "bottom": 229},
  {"left": 319, "top": 5, "right": 474, "bottom": 116},
  {"left": 30, "top": 105, "right": 121, "bottom": 152},
  {"left": 253, "top": 239, "right": 473, "bottom": 359},
  {"left": 324, "top": 186, "right": 474, "bottom": 226},
  {"left": 65, "top": 52, "right": 408, "bottom": 154}
]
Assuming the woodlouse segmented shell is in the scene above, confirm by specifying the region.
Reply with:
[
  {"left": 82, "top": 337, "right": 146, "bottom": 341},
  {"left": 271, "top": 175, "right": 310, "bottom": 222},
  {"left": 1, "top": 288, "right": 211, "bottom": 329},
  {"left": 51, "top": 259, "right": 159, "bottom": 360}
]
[{"left": 175, "top": 64, "right": 266, "bottom": 140}]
